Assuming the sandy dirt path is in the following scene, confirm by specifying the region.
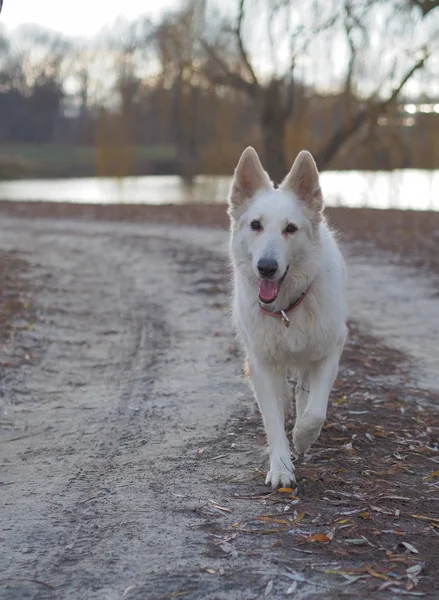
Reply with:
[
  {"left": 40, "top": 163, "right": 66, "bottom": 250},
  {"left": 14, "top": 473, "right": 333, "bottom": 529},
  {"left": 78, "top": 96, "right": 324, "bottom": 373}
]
[{"left": 1, "top": 217, "right": 438, "bottom": 600}]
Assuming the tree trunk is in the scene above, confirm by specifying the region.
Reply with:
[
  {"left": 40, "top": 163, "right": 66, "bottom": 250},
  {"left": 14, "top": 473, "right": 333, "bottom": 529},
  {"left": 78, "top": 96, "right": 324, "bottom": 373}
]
[
  {"left": 174, "top": 71, "right": 200, "bottom": 183},
  {"left": 260, "top": 81, "right": 288, "bottom": 184}
]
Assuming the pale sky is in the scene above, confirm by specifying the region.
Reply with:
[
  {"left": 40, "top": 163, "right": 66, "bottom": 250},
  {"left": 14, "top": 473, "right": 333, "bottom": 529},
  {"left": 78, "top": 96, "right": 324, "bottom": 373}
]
[
  {"left": 1, "top": 0, "right": 436, "bottom": 98},
  {"left": 1, "top": 0, "right": 180, "bottom": 37}
]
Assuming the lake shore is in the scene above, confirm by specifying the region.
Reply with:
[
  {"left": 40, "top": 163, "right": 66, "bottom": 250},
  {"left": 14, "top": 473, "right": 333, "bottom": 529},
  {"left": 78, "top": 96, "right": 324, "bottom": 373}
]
[{"left": 2, "top": 200, "right": 439, "bottom": 276}]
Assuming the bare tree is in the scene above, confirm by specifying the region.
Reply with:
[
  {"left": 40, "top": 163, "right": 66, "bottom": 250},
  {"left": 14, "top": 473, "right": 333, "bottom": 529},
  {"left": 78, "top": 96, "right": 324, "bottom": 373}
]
[
  {"left": 192, "top": 0, "right": 438, "bottom": 178},
  {"left": 10, "top": 25, "right": 72, "bottom": 86},
  {"left": 314, "top": 0, "right": 437, "bottom": 168},
  {"left": 0, "top": 26, "right": 72, "bottom": 142},
  {"left": 155, "top": 3, "right": 205, "bottom": 180}
]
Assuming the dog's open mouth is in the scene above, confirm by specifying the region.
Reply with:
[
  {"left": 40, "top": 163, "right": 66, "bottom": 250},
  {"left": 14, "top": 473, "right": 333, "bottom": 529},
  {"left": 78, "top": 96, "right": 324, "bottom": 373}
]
[{"left": 258, "top": 267, "right": 289, "bottom": 304}]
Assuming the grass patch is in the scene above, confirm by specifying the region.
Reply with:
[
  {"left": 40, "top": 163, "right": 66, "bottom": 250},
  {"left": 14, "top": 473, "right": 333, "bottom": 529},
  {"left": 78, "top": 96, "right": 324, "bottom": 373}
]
[{"left": 0, "top": 144, "right": 177, "bottom": 179}]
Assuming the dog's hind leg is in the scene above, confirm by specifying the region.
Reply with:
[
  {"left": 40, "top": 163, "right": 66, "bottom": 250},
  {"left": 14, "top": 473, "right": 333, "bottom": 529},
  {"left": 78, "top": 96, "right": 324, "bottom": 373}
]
[
  {"left": 249, "top": 358, "right": 295, "bottom": 488},
  {"left": 281, "top": 376, "right": 293, "bottom": 420},
  {"left": 293, "top": 342, "right": 343, "bottom": 455},
  {"left": 295, "top": 370, "right": 309, "bottom": 421}
]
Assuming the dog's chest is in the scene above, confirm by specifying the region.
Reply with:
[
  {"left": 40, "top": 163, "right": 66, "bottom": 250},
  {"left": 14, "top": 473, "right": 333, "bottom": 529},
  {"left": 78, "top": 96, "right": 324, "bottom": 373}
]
[
  {"left": 238, "top": 305, "right": 329, "bottom": 365},
  {"left": 260, "top": 318, "right": 314, "bottom": 361}
]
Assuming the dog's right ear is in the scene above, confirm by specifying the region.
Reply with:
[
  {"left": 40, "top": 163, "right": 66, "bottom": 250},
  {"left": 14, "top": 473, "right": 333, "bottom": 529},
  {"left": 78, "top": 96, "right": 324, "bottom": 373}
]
[{"left": 228, "top": 147, "right": 271, "bottom": 218}]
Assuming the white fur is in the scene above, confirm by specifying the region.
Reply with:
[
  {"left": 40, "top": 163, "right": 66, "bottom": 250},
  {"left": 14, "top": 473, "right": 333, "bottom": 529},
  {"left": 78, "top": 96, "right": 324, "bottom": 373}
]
[{"left": 229, "top": 147, "right": 347, "bottom": 488}]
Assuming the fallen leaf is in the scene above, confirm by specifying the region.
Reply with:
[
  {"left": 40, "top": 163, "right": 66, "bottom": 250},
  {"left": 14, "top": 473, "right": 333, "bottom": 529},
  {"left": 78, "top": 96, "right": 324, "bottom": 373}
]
[
  {"left": 277, "top": 487, "right": 295, "bottom": 494},
  {"left": 379, "top": 495, "right": 411, "bottom": 501},
  {"left": 284, "top": 571, "right": 306, "bottom": 583},
  {"left": 381, "top": 529, "right": 405, "bottom": 535},
  {"left": 238, "top": 527, "right": 291, "bottom": 534},
  {"left": 208, "top": 500, "right": 232, "bottom": 513},
  {"left": 401, "top": 542, "right": 419, "bottom": 554},
  {"left": 123, "top": 586, "right": 136, "bottom": 597},
  {"left": 365, "top": 565, "right": 390, "bottom": 581},
  {"left": 386, "top": 589, "right": 425, "bottom": 596},
  {"left": 257, "top": 516, "right": 291, "bottom": 526},
  {"left": 406, "top": 563, "right": 424, "bottom": 578},
  {"left": 338, "top": 508, "right": 364, "bottom": 515},
  {"left": 286, "top": 581, "right": 297, "bottom": 595},
  {"left": 385, "top": 552, "right": 416, "bottom": 565},
  {"left": 264, "top": 580, "right": 273, "bottom": 596},
  {"left": 338, "top": 524, "right": 354, "bottom": 533},
  {"left": 374, "top": 430, "right": 392, "bottom": 438},
  {"left": 359, "top": 511, "right": 370, "bottom": 519},
  {"left": 201, "top": 567, "right": 217, "bottom": 575},
  {"left": 370, "top": 505, "right": 394, "bottom": 515},
  {"left": 343, "top": 575, "right": 369, "bottom": 585},
  {"left": 423, "top": 469, "right": 439, "bottom": 481},
  {"left": 411, "top": 514, "right": 439, "bottom": 524},
  {"left": 271, "top": 540, "right": 282, "bottom": 548},
  {"left": 394, "top": 452, "right": 407, "bottom": 459},
  {"left": 306, "top": 533, "right": 331, "bottom": 543}
]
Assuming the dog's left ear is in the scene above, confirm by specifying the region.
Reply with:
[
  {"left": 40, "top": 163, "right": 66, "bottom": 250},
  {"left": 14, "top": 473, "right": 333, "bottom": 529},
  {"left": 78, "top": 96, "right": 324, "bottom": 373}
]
[{"left": 281, "top": 151, "right": 322, "bottom": 213}]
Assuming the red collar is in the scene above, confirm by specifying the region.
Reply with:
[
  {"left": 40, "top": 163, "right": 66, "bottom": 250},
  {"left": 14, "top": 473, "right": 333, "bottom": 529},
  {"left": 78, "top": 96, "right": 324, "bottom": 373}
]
[{"left": 259, "top": 283, "right": 313, "bottom": 327}]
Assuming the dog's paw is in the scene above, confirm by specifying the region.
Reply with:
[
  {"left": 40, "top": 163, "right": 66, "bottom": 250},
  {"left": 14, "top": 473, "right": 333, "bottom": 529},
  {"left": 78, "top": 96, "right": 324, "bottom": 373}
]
[
  {"left": 265, "top": 453, "right": 295, "bottom": 489},
  {"left": 292, "top": 418, "right": 323, "bottom": 454}
]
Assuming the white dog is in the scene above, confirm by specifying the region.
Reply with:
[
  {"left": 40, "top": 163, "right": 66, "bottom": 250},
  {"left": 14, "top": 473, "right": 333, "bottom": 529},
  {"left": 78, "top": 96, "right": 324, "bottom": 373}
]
[{"left": 229, "top": 147, "right": 347, "bottom": 488}]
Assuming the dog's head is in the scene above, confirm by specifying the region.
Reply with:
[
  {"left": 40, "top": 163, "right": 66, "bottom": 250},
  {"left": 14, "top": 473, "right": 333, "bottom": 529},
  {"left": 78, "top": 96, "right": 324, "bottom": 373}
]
[{"left": 228, "top": 147, "right": 323, "bottom": 304}]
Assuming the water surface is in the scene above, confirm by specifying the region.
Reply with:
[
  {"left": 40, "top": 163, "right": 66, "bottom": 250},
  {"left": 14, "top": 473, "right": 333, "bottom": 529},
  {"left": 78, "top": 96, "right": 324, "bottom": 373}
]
[{"left": 0, "top": 170, "right": 438, "bottom": 210}]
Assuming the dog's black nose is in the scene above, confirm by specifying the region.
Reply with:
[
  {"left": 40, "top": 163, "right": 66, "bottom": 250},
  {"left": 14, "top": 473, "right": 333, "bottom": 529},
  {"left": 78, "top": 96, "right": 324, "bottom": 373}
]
[{"left": 257, "top": 258, "right": 278, "bottom": 278}]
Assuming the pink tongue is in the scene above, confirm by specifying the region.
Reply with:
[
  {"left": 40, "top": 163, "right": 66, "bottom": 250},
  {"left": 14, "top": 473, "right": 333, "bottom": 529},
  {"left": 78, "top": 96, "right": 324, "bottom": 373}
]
[{"left": 258, "top": 279, "right": 279, "bottom": 302}]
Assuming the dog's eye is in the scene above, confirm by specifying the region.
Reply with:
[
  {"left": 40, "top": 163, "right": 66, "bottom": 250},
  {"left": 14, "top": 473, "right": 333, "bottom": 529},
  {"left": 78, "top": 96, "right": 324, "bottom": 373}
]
[
  {"left": 250, "top": 220, "right": 262, "bottom": 231},
  {"left": 285, "top": 223, "right": 298, "bottom": 234}
]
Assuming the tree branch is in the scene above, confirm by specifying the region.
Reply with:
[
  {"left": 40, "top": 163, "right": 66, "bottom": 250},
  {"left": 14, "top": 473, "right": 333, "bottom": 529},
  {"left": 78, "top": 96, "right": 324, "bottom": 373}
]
[
  {"left": 235, "top": 0, "right": 259, "bottom": 87},
  {"left": 315, "top": 51, "right": 430, "bottom": 170},
  {"left": 200, "top": 38, "right": 258, "bottom": 96},
  {"left": 284, "top": 13, "right": 338, "bottom": 118},
  {"left": 343, "top": 1, "right": 356, "bottom": 95}
]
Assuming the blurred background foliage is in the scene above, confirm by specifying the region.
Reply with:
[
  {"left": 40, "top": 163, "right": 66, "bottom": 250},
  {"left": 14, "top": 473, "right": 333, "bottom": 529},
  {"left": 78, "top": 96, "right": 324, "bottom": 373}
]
[{"left": 0, "top": 0, "right": 438, "bottom": 181}]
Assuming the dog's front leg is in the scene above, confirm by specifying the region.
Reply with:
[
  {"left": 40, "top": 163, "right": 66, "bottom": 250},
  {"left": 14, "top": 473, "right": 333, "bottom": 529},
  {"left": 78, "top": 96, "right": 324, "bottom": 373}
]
[
  {"left": 293, "top": 347, "right": 342, "bottom": 455},
  {"left": 250, "top": 359, "right": 294, "bottom": 488}
]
